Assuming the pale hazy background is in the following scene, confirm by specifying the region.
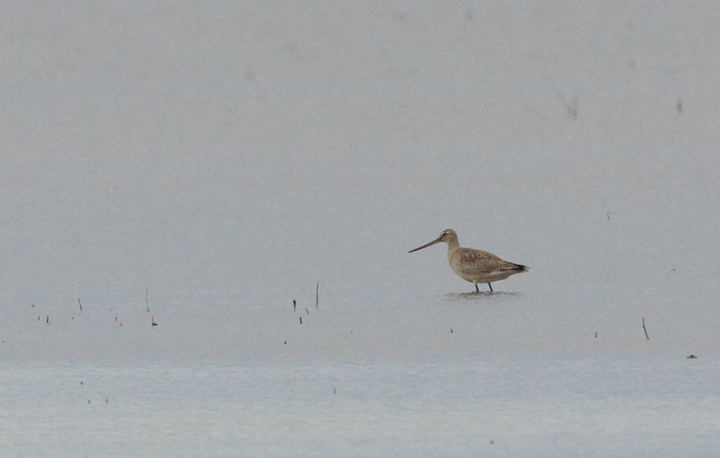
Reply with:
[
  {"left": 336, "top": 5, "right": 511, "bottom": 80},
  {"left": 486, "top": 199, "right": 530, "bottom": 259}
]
[{"left": 1, "top": 1, "right": 719, "bottom": 456}]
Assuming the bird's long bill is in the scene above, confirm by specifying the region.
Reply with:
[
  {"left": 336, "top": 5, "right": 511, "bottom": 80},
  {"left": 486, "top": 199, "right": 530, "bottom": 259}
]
[{"left": 408, "top": 237, "right": 442, "bottom": 253}]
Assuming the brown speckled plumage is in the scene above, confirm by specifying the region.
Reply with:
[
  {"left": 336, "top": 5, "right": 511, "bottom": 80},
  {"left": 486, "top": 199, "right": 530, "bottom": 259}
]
[{"left": 409, "top": 229, "right": 527, "bottom": 293}]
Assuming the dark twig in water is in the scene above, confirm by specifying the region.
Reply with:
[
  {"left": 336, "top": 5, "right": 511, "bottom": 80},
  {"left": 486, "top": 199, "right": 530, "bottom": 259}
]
[
  {"left": 568, "top": 97, "right": 578, "bottom": 119},
  {"left": 552, "top": 87, "right": 577, "bottom": 119},
  {"left": 299, "top": 317, "right": 302, "bottom": 325},
  {"left": 151, "top": 316, "right": 158, "bottom": 327},
  {"left": 78, "top": 298, "right": 83, "bottom": 312},
  {"left": 293, "top": 300, "right": 296, "bottom": 312},
  {"left": 642, "top": 317, "right": 650, "bottom": 340},
  {"left": 305, "top": 307, "right": 310, "bottom": 315},
  {"left": 316, "top": 282, "right": 319, "bottom": 308},
  {"left": 145, "top": 288, "right": 150, "bottom": 313}
]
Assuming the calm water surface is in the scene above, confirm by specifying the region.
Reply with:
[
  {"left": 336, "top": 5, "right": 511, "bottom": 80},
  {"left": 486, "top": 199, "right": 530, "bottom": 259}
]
[{"left": 2, "top": 0, "right": 720, "bottom": 456}]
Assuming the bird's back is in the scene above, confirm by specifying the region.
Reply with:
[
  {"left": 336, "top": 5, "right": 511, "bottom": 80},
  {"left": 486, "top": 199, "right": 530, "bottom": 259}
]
[{"left": 449, "top": 247, "right": 527, "bottom": 283}]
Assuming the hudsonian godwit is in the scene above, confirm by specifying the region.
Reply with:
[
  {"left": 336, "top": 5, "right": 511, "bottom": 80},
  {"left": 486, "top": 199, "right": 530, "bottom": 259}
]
[{"left": 409, "top": 229, "right": 528, "bottom": 293}]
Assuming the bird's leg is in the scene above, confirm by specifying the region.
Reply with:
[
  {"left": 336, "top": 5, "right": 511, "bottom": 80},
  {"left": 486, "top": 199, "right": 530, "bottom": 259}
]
[
  {"left": 487, "top": 283, "right": 493, "bottom": 292},
  {"left": 475, "top": 284, "right": 479, "bottom": 293}
]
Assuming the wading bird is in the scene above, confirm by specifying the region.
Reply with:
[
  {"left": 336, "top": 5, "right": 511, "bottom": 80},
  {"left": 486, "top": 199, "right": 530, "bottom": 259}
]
[{"left": 409, "top": 229, "right": 527, "bottom": 293}]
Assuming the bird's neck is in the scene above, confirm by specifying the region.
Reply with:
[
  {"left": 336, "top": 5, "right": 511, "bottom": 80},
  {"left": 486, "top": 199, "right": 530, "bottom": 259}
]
[{"left": 445, "top": 239, "right": 460, "bottom": 256}]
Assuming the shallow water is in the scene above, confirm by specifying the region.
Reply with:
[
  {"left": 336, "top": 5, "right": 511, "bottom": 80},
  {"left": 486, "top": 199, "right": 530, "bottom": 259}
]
[
  {"left": 2, "top": 0, "right": 720, "bottom": 456},
  {"left": 2, "top": 358, "right": 719, "bottom": 457}
]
